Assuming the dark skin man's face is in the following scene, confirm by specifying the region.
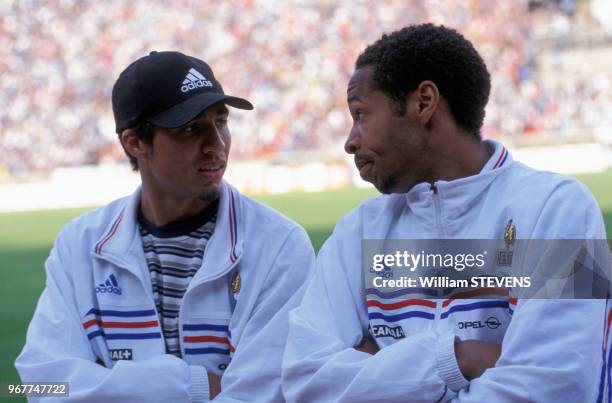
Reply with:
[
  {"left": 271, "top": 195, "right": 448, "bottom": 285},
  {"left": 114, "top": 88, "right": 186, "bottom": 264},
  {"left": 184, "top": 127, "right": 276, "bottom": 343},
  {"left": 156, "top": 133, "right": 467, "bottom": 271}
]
[{"left": 345, "top": 67, "right": 432, "bottom": 194}]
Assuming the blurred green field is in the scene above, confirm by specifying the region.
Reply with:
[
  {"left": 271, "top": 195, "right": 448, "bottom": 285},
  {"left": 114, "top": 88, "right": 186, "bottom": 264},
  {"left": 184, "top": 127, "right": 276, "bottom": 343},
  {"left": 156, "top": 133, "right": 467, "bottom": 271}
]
[{"left": 1, "top": 172, "right": 611, "bottom": 388}]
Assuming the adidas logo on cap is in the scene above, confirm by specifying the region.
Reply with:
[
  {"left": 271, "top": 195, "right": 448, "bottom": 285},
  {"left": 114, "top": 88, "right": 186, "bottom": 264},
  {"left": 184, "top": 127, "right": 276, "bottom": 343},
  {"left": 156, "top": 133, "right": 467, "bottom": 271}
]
[{"left": 181, "top": 68, "right": 213, "bottom": 93}]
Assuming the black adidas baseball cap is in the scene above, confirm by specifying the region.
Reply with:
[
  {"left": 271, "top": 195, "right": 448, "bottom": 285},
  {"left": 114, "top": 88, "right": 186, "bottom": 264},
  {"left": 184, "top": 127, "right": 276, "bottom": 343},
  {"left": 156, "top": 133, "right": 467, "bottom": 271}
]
[{"left": 112, "top": 51, "right": 253, "bottom": 134}]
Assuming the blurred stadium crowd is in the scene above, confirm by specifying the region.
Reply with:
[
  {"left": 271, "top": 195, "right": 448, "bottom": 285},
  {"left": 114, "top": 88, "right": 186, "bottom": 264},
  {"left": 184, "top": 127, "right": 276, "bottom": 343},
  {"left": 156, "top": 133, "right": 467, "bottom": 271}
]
[{"left": 1, "top": 0, "right": 611, "bottom": 178}]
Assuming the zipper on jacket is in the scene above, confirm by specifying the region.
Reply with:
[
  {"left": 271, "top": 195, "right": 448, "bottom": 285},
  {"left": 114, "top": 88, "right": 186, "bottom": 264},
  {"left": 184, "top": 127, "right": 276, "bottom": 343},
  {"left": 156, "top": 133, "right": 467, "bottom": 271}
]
[
  {"left": 131, "top": 257, "right": 168, "bottom": 355},
  {"left": 147, "top": 281, "right": 167, "bottom": 355},
  {"left": 434, "top": 299, "right": 443, "bottom": 328},
  {"left": 430, "top": 182, "right": 444, "bottom": 326},
  {"left": 431, "top": 183, "right": 444, "bottom": 237}
]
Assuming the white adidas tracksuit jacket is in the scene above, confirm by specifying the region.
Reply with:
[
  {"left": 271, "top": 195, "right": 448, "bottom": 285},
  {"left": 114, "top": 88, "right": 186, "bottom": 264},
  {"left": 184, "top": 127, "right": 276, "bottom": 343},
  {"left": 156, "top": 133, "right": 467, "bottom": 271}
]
[
  {"left": 16, "top": 181, "right": 315, "bottom": 402},
  {"left": 282, "top": 140, "right": 610, "bottom": 403}
]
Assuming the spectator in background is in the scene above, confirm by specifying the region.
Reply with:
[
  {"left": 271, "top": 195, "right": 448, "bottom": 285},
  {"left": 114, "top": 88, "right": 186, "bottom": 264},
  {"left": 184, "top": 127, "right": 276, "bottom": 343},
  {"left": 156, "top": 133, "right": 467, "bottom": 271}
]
[{"left": 1, "top": 0, "right": 610, "bottom": 177}]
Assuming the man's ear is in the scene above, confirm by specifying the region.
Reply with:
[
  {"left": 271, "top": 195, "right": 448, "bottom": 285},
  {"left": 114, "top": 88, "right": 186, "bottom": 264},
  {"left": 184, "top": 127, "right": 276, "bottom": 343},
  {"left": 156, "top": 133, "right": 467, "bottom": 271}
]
[
  {"left": 411, "top": 80, "right": 439, "bottom": 125},
  {"left": 120, "top": 129, "right": 148, "bottom": 161}
]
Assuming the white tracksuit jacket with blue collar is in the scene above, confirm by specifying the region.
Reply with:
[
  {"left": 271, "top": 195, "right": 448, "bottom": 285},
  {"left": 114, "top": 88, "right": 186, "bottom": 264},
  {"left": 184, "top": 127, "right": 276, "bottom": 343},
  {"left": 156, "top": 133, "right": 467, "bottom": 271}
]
[
  {"left": 16, "top": 181, "right": 315, "bottom": 402},
  {"left": 282, "top": 140, "right": 610, "bottom": 403}
]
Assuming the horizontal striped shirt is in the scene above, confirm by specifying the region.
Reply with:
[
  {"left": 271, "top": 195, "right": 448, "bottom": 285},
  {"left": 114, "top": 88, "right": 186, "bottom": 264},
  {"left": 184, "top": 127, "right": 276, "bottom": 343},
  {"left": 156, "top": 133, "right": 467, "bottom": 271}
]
[{"left": 138, "top": 200, "right": 218, "bottom": 357}]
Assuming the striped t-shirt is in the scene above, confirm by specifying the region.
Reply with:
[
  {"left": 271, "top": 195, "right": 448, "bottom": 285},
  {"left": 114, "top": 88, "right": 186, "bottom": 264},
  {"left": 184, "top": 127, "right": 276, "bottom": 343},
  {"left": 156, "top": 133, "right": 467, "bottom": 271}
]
[{"left": 138, "top": 200, "right": 218, "bottom": 357}]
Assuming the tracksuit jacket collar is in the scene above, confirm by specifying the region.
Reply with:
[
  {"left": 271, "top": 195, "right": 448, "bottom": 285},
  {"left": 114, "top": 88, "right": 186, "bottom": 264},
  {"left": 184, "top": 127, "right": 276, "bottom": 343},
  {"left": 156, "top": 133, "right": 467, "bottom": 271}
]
[
  {"left": 404, "top": 140, "right": 514, "bottom": 219},
  {"left": 91, "top": 180, "right": 243, "bottom": 280}
]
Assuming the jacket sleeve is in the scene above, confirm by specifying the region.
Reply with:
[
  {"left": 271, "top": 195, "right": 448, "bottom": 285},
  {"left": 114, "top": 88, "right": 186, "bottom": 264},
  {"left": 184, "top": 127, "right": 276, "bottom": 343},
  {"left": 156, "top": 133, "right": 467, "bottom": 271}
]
[
  {"left": 15, "top": 230, "right": 209, "bottom": 403},
  {"left": 216, "top": 226, "right": 315, "bottom": 403},
  {"left": 450, "top": 180, "right": 609, "bottom": 402},
  {"left": 282, "top": 220, "right": 463, "bottom": 403}
]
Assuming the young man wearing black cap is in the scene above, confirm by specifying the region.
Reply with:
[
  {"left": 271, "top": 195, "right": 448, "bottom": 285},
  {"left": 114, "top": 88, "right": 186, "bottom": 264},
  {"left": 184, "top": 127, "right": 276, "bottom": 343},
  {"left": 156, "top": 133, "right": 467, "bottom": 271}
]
[{"left": 16, "top": 51, "right": 314, "bottom": 402}]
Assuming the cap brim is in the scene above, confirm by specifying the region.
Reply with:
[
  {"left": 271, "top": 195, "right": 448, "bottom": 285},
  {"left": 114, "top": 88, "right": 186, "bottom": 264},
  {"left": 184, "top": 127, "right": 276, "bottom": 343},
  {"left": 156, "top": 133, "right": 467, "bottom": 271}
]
[{"left": 145, "top": 92, "right": 253, "bottom": 128}]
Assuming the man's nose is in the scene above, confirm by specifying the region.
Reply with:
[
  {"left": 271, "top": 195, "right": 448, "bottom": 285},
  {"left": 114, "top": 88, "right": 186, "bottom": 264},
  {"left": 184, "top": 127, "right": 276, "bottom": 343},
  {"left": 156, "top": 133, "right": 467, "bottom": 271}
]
[
  {"left": 202, "top": 123, "right": 226, "bottom": 154},
  {"left": 344, "top": 125, "right": 360, "bottom": 155}
]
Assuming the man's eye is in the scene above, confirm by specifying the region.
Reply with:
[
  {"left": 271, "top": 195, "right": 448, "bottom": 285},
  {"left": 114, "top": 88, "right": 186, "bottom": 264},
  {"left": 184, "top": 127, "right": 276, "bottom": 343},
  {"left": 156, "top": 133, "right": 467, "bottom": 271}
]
[
  {"left": 216, "top": 119, "right": 228, "bottom": 127},
  {"left": 182, "top": 124, "right": 199, "bottom": 133},
  {"left": 353, "top": 111, "right": 364, "bottom": 120}
]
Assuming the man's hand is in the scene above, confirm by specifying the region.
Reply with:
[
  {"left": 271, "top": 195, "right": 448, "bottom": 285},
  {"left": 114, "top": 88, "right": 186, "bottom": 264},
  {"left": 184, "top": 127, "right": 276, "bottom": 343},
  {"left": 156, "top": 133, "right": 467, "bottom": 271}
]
[
  {"left": 208, "top": 372, "right": 221, "bottom": 399},
  {"left": 454, "top": 339, "right": 501, "bottom": 380},
  {"left": 354, "top": 337, "right": 380, "bottom": 355}
]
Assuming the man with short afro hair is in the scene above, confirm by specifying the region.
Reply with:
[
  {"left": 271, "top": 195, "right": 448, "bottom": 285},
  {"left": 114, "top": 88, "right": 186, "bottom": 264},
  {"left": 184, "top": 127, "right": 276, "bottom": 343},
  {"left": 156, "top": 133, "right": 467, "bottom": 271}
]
[{"left": 356, "top": 23, "right": 491, "bottom": 138}]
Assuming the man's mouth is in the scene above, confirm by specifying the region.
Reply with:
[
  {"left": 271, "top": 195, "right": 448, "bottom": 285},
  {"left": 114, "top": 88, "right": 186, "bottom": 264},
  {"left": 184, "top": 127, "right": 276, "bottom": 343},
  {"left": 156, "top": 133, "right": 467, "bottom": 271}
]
[
  {"left": 198, "top": 164, "right": 224, "bottom": 173},
  {"left": 355, "top": 158, "right": 374, "bottom": 179},
  {"left": 197, "top": 162, "right": 225, "bottom": 180}
]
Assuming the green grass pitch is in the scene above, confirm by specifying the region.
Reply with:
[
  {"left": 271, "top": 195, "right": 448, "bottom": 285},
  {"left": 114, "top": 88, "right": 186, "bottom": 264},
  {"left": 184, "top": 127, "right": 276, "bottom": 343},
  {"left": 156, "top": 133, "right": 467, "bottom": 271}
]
[{"left": 1, "top": 172, "right": 611, "bottom": 387}]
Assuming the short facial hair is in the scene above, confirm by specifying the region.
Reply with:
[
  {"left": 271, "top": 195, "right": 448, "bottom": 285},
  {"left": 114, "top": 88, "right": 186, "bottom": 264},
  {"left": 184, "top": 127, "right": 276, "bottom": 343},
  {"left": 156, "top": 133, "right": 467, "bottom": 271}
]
[{"left": 200, "top": 184, "right": 221, "bottom": 204}]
